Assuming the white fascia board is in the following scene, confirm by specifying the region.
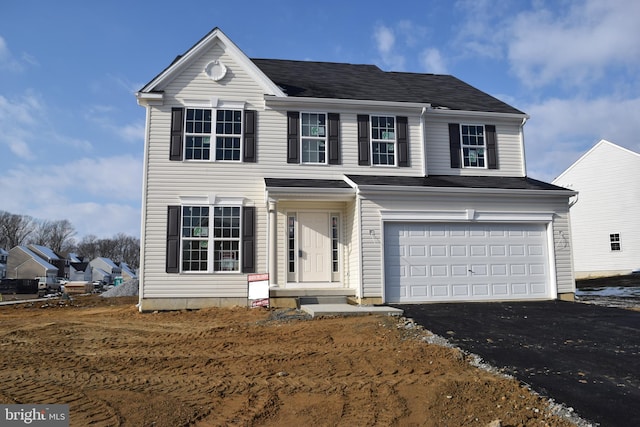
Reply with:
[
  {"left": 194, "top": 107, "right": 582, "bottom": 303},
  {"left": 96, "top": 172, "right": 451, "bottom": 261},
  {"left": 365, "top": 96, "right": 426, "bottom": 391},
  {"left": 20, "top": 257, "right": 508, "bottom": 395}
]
[
  {"left": 266, "top": 187, "right": 355, "bottom": 201},
  {"left": 264, "top": 95, "right": 429, "bottom": 113},
  {"left": 355, "top": 184, "right": 576, "bottom": 198},
  {"left": 427, "top": 107, "right": 529, "bottom": 121},
  {"left": 138, "top": 28, "right": 285, "bottom": 98}
]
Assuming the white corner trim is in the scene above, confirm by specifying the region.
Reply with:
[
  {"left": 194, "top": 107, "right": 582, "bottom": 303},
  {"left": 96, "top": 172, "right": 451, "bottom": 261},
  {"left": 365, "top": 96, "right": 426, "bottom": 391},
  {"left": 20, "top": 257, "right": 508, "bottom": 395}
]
[{"left": 380, "top": 210, "right": 554, "bottom": 223}]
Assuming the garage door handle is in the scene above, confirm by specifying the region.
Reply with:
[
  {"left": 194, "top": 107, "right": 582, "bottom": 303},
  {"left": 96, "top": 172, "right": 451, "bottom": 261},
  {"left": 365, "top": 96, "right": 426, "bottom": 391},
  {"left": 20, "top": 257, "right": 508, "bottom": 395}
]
[{"left": 468, "top": 269, "right": 474, "bottom": 274}]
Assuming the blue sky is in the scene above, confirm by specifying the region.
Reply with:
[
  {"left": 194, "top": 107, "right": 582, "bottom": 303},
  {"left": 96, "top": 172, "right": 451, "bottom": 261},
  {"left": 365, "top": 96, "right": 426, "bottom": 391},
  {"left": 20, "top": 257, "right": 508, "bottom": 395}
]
[{"left": 1, "top": 0, "right": 639, "bottom": 240}]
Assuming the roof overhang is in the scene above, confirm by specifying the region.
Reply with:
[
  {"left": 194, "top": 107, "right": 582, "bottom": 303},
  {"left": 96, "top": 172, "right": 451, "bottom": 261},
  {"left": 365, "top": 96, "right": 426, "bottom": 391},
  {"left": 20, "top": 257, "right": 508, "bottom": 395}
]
[
  {"left": 265, "top": 178, "right": 356, "bottom": 202},
  {"left": 427, "top": 107, "right": 529, "bottom": 121},
  {"left": 264, "top": 95, "right": 430, "bottom": 113}
]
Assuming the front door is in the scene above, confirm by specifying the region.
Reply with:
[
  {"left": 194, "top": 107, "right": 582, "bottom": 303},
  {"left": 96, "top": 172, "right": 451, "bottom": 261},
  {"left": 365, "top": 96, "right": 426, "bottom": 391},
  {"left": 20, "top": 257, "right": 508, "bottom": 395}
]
[{"left": 298, "top": 212, "right": 331, "bottom": 282}]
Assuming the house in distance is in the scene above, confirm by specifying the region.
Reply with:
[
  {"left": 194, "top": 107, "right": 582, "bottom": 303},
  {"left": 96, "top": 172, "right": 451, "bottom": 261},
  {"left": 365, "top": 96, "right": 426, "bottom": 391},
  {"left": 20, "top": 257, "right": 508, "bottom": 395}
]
[{"left": 135, "top": 27, "right": 576, "bottom": 311}]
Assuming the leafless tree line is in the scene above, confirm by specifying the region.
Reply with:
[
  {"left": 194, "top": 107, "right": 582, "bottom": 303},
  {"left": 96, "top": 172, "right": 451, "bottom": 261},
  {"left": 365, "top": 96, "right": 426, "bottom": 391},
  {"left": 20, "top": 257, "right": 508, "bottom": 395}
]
[{"left": 0, "top": 210, "right": 139, "bottom": 269}]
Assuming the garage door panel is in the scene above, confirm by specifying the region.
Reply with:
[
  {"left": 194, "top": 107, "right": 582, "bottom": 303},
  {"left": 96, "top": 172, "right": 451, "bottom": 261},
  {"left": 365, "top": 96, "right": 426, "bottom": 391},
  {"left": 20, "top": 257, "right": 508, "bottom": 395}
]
[{"left": 385, "top": 222, "right": 550, "bottom": 303}]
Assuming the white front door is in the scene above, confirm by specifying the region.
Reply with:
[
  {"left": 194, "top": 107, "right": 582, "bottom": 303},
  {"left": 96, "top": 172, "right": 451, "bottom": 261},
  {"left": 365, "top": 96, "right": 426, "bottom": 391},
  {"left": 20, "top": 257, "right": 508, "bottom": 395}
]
[{"left": 298, "top": 212, "right": 331, "bottom": 282}]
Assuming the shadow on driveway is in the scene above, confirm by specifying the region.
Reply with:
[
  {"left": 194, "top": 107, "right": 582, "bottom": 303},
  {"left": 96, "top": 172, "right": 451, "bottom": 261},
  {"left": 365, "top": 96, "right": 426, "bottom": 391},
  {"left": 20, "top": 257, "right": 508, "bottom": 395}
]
[{"left": 393, "top": 301, "right": 640, "bottom": 427}]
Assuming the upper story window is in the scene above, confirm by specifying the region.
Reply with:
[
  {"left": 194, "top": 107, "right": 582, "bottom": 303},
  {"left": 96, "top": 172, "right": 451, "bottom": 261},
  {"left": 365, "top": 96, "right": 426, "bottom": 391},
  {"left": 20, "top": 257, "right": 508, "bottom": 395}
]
[
  {"left": 461, "top": 124, "right": 486, "bottom": 168},
  {"left": 185, "top": 108, "right": 242, "bottom": 161},
  {"left": 371, "top": 115, "right": 396, "bottom": 166},
  {"left": 301, "top": 113, "right": 327, "bottom": 164},
  {"left": 610, "top": 233, "right": 621, "bottom": 251}
]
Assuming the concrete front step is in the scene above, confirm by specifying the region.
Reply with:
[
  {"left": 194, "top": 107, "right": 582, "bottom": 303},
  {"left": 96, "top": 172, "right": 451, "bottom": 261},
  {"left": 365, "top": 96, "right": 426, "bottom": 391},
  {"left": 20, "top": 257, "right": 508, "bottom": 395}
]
[
  {"left": 300, "top": 304, "right": 403, "bottom": 318},
  {"left": 298, "top": 295, "right": 348, "bottom": 306}
]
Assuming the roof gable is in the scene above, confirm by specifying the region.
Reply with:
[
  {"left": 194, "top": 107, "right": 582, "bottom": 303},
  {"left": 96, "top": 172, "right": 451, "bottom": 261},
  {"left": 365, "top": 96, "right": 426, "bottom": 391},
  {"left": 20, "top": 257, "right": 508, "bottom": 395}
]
[
  {"left": 137, "top": 28, "right": 284, "bottom": 103},
  {"left": 554, "top": 139, "right": 640, "bottom": 182}
]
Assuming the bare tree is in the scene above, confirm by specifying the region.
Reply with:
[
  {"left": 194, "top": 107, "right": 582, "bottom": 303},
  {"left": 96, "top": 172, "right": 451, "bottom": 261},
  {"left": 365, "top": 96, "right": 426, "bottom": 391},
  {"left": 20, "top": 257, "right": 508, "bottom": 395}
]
[
  {"left": 29, "top": 219, "right": 76, "bottom": 254},
  {"left": 0, "top": 211, "right": 35, "bottom": 249}
]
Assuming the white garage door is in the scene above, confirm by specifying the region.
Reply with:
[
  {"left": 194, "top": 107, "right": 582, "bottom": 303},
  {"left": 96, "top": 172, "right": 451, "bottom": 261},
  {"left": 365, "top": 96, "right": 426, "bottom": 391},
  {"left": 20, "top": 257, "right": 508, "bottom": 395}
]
[{"left": 384, "top": 222, "right": 550, "bottom": 303}]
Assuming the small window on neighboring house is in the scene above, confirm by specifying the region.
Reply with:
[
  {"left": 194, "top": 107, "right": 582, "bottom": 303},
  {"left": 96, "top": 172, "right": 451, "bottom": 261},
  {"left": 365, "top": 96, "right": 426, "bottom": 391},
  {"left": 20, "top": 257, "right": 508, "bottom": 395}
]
[
  {"left": 461, "top": 124, "right": 486, "bottom": 168},
  {"left": 184, "top": 108, "right": 242, "bottom": 161},
  {"left": 371, "top": 115, "right": 396, "bottom": 166},
  {"left": 301, "top": 112, "right": 327, "bottom": 164},
  {"left": 610, "top": 233, "right": 621, "bottom": 251}
]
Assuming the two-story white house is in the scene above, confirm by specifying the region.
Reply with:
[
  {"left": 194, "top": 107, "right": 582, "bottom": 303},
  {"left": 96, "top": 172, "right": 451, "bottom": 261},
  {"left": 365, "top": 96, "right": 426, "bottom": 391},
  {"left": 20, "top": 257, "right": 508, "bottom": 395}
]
[{"left": 135, "top": 28, "right": 576, "bottom": 311}]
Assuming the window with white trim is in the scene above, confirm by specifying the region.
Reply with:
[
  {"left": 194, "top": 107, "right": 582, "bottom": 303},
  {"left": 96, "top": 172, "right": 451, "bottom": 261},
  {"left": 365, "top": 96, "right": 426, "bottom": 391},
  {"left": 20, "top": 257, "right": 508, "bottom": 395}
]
[
  {"left": 301, "top": 112, "right": 327, "bottom": 164},
  {"left": 461, "top": 124, "right": 486, "bottom": 168},
  {"left": 371, "top": 115, "right": 396, "bottom": 165},
  {"left": 610, "top": 233, "right": 621, "bottom": 251},
  {"left": 181, "top": 205, "right": 241, "bottom": 272},
  {"left": 185, "top": 108, "right": 242, "bottom": 161}
]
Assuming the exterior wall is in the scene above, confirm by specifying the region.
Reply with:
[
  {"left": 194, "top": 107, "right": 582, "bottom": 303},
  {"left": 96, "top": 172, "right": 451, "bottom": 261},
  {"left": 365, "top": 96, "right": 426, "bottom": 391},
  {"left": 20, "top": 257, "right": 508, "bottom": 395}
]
[
  {"left": 553, "top": 142, "right": 640, "bottom": 277},
  {"left": 425, "top": 113, "right": 525, "bottom": 177},
  {"left": 358, "top": 191, "right": 574, "bottom": 300},
  {"left": 6, "top": 247, "right": 57, "bottom": 280},
  {"left": 138, "top": 33, "right": 569, "bottom": 308}
]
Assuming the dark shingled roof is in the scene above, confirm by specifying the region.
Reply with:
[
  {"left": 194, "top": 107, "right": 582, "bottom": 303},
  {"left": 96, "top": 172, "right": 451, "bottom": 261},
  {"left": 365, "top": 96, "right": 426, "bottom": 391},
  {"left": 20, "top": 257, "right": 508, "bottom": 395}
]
[
  {"left": 346, "top": 175, "right": 569, "bottom": 191},
  {"left": 265, "top": 178, "right": 353, "bottom": 189},
  {"left": 252, "top": 58, "right": 523, "bottom": 115}
]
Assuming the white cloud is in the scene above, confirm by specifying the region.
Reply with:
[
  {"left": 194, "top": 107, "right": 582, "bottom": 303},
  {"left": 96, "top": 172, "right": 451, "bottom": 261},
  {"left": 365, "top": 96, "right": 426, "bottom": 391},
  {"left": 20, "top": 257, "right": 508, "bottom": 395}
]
[
  {"left": 373, "top": 25, "right": 405, "bottom": 71},
  {"left": 0, "top": 36, "right": 22, "bottom": 71},
  {"left": 507, "top": 0, "right": 640, "bottom": 88},
  {"left": 523, "top": 95, "right": 640, "bottom": 181},
  {"left": 0, "top": 155, "right": 142, "bottom": 238},
  {"left": 420, "top": 48, "right": 447, "bottom": 74}
]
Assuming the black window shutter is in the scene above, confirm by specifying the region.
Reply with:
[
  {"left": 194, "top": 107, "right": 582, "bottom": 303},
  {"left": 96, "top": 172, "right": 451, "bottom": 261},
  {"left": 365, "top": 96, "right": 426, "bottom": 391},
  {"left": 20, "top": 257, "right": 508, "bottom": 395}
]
[
  {"left": 485, "top": 124, "right": 498, "bottom": 169},
  {"left": 166, "top": 205, "right": 181, "bottom": 273},
  {"left": 170, "top": 108, "right": 184, "bottom": 161},
  {"left": 287, "top": 111, "right": 300, "bottom": 164},
  {"left": 242, "top": 206, "right": 256, "bottom": 273},
  {"left": 244, "top": 110, "right": 256, "bottom": 162},
  {"left": 328, "top": 113, "right": 340, "bottom": 164},
  {"left": 448, "top": 123, "right": 461, "bottom": 168},
  {"left": 397, "top": 116, "right": 409, "bottom": 167},
  {"left": 357, "top": 115, "right": 370, "bottom": 166}
]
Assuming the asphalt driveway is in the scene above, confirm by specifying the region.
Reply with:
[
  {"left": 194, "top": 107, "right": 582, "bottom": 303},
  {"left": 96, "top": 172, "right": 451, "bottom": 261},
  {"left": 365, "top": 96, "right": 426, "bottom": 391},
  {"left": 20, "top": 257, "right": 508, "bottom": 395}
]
[{"left": 393, "top": 301, "right": 640, "bottom": 427}]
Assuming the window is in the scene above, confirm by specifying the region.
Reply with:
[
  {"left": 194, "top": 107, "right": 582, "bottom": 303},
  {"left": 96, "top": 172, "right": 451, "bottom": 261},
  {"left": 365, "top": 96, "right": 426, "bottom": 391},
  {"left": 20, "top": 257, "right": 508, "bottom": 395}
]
[
  {"left": 331, "top": 215, "right": 339, "bottom": 273},
  {"left": 371, "top": 115, "right": 396, "bottom": 165},
  {"left": 301, "top": 113, "right": 326, "bottom": 164},
  {"left": 185, "top": 108, "right": 242, "bottom": 161},
  {"left": 461, "top": 124, "right": 486, "bottom": 167},
  {"left": 181, "top": 206, "right": 209, "bottom": 271},
  {"left": 180, "top": 206, "right": 241, "bottom": 272},
  {"left": 610, "top": 233, "right": 621, "bottom": 251},
  {"left": 288, "top": 215, "right": 296, "bottom": 274}
]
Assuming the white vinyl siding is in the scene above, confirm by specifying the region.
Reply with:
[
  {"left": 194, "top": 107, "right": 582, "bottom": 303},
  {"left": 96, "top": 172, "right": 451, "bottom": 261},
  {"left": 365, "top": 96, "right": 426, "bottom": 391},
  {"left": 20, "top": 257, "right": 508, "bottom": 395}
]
[
  {"left": 357, "top": 192, "right": 573, "bottom": 300},
  {"left": 553, "top": 141, "right": 640, "bottom": 277},
  {"left": 425, "top": 114, "right": 525, "bottom": 176}
]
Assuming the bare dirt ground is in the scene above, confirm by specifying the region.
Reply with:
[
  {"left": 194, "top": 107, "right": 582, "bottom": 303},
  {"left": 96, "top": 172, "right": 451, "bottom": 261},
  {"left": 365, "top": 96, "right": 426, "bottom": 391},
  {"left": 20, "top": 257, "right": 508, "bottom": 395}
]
[{"left": 0, "top": 296, "right": 576, "bottom": 427}]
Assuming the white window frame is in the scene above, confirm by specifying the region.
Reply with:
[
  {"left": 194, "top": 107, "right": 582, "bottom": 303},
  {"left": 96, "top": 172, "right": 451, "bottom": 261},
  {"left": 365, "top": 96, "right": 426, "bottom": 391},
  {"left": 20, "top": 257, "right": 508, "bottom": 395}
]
[
  {"left": 460, "top": 124, "right": 487, "bottom": 168},
  {"left": 184, "top": 107, "right": 243, "bottom": 162},
  {"left": 370, "top": 115, "right": 397, "bottom": 166},
  {"left": 300, "top": 112, "right": 327, "bottom": 165},
  {"left": 180, "top": 204, "right": 243, "bottom": 273},
  {"left": 610, "top": 233, "right": 621, "bottom": 251}
]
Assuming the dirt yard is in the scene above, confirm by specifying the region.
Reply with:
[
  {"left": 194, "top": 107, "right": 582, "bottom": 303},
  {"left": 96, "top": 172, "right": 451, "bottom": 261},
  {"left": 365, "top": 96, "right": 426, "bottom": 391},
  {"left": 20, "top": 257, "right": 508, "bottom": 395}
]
[{"left": 0, "top": 296, "right": 576, "bottom": 427}]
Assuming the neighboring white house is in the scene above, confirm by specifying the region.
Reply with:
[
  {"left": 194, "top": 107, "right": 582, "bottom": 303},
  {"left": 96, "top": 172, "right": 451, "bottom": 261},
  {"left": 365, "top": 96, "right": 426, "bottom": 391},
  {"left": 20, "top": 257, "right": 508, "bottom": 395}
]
[
  {"left": 89, "top": 257, "right": 122, "bottom": 284},
  {"left": 553, "top": 140, "right": 640, "bottom": 278},
  {"left": 135, "top": 27, "right": 576, "bottom": 311},
  {"left": 6, "top": 246, "right": 58, "bottom": 281}
]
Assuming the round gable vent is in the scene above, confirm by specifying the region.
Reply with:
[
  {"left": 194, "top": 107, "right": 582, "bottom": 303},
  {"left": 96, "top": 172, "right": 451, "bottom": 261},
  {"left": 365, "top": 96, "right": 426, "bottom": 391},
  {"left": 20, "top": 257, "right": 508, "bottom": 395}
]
[{"left": 204, "top": 60, "right": 227, "bottom": 82}]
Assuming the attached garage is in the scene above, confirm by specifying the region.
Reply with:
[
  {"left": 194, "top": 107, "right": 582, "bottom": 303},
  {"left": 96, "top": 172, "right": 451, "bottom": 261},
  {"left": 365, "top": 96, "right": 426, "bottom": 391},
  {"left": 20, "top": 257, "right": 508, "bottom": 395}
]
[{"left": 384, "top": 222, "right": 552, "bottom": 303}]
